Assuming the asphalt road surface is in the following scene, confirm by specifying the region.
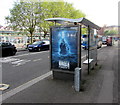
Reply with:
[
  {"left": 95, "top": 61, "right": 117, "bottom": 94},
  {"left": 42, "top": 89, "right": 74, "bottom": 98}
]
[{"left": 1, "top": 51, "right": 49, "bottom": 93}]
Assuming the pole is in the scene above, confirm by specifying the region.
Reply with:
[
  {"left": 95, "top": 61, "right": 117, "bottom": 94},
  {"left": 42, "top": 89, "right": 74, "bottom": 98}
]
[
  {"left": 88, "top": 26, "right": 90, "bottom": 74},
  {"left": 54, "top": 21, "right": 56, "bottom": 26},
  {"left": 79, "top": 25, "right": 82, "bottom": 80},
  {"left": 74, "top": 67, "right": 81, "bottom": 92}
]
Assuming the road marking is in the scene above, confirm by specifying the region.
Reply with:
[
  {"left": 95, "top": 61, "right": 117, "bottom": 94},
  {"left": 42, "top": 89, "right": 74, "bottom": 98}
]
[
  {"left": 0, "top": 58, "right": 18, "bottom": 63},
  {"left": 13, "top": 60, "right": 31, "bottom": 67},
  {"left": 1, "top": 71, "right": 52, "bottom": 102},
  {"left": 14, "top": 51, "right": 49, "bottom": 57},
  {"left": 11, "top": 60, "right": 24, "bottom": 65},
  {"left": 1, "top": 57, "right": 31, "bottom": 67},
  {"left": 116, "top": 48, "right": 120, "bottom": 49},
  {"left": 33, "top": 58, "right": 42, "bottom": 62}
]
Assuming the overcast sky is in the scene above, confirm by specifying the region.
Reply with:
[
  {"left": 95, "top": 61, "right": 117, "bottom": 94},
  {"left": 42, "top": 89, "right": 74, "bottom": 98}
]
[
  {"left": 0, "top": 0, "right": 119, "bottom": 27},
  {"left": 65, "top": 0, "right": 119, "bottom": 27}
]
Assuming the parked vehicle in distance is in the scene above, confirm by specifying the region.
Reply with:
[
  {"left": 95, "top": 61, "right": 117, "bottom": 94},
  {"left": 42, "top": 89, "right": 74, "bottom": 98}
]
[
  {"left": 28, "top": 40, "right": 50, "bottom": 52},
  {"left": 102, "top": 36, "right": 107, "bottom": 45},
  {"left": 106, "top": 36, "right": 113, "bottom": 46},
  {"left": 81, "top": 34, "right": 102, "bottom": 49},
  {"left": 0, "top": 42, "right": 17, "bottom": 57},
  {"left": 96, "top": 35, "right": 102, "bottom": 49},
  {"left": 81, "top": 34, "right": 88, "bottom": 50},
  {"left": 97, "top": 40, "right": 102, "bottom": 48}
]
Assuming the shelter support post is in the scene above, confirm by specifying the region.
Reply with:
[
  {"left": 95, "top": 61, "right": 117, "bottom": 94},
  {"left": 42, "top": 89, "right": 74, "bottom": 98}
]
[{"left": 88, "top": 26, "right": 90, "bottom": 74}]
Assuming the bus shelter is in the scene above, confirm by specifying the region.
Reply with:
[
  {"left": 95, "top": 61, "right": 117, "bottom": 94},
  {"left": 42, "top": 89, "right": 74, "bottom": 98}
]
[{"left": 45, "top": 17, "right": 101, "bottom": 80}]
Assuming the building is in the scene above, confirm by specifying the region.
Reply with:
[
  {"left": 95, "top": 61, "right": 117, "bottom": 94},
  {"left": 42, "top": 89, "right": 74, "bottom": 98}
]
[{"left": 98, "top": 25, "right": 120, "bottom": 37}]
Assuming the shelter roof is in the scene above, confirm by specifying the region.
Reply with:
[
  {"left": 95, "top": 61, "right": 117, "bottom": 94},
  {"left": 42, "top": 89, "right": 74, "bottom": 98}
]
[{"left": 45, "top": 17, "right": 101, "bottom": 30}]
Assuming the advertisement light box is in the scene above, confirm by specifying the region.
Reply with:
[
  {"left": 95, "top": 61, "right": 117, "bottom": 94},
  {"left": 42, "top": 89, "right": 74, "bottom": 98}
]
[{"left": 51, "top": 26, "right": 80, "bottom": 71}]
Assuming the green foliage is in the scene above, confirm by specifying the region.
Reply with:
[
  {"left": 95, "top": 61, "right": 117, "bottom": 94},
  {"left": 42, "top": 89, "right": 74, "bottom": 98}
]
[
  {"left": 5, "top": 1, "right": 86, "bottom": 41},
  {"left": 6, "top": 1, "right": 42, "bottom": 43},
  {"left": 104, "top": 30, "right": 118, "bottom": 36}
]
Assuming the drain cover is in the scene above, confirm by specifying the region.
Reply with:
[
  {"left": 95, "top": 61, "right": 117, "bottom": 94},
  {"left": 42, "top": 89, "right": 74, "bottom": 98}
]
[{"left": 0, "top": 84, "right": 9, "bottom": 91}]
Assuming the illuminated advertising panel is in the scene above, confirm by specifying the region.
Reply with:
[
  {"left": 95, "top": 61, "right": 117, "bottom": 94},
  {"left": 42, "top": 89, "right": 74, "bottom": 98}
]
[{"left": 51, "top": 26, "right": 79, "bottom": 71}]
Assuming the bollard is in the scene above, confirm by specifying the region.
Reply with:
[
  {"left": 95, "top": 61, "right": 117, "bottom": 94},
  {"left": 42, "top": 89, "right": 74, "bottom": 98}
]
[{"left": 74, "top": 67, "right": 81, "bottom": 92}]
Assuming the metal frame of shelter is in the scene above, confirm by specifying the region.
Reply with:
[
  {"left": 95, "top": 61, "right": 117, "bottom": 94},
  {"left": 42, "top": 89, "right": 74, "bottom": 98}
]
[{"left": 45, "top": 17, "right": 101, "bottom": 79}]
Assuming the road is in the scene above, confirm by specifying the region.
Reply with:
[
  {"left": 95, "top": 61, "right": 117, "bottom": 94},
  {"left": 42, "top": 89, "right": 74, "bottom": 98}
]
[{"left": 1, "top": 50, "right": 49, "bottom": 93}]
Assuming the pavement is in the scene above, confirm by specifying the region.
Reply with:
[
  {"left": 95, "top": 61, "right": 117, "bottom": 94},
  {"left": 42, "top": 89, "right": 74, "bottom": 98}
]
[
  {"left": 2, "top": 41, "right": 119, "bottom": 104},
  {"left": 16, "top": 47, "right": 27, "bottom": 52}
]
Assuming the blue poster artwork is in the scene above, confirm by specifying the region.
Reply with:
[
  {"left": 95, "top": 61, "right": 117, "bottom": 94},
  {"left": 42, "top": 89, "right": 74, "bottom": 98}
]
[{"left": 51, "top": 26, "right": 78, "bottom": 71}]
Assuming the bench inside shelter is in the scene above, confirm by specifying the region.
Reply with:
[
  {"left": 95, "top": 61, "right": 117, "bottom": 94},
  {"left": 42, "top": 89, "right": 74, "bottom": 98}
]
[{"left": 83, "top": 59, "right": 93, "bottom": 64}]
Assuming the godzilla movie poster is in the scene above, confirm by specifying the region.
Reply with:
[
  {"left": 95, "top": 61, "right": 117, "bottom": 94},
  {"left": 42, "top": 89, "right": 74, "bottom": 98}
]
[{"left": 51, "top": 26, "right": 79, "bottom": 71}]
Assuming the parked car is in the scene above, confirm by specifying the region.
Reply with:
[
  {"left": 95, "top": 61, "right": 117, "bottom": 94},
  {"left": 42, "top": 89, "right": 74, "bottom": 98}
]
[
  {"left": 81, "top": 41, "right": 88, "bottom": 50},
  {"left": 102, "top": 36, "right": 107, "bottom": 45},
  {"left": 97, "top": 40, "right": 102, "bottom": 48},
  {"left": 106, "top": 36, "right": 113, "bottom": 46},
  {"left": 0, "top": 42, "right": 17, "bottom": 57},
  {"left": 28, "top": 40, "right": 50, "bottom": 52},
  {"left": 81, "top": 34, "right": 88, "bottom": 50}
]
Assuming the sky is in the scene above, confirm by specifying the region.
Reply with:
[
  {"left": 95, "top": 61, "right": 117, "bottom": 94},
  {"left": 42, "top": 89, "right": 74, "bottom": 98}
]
[
  {"left": 65, "top": 0, "right": 119, "bottom": 27},
  {"left": 0, "top": 0, "right": 119, "bottom": 27}
]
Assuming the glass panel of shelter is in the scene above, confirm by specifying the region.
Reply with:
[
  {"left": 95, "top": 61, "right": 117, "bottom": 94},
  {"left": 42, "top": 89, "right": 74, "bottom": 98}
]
[
  {"left": 89, "top": 29, "right": 97, "bottom": 70},
  {"left": 81, "top": 26, "right": 97, "bottom": 72}
]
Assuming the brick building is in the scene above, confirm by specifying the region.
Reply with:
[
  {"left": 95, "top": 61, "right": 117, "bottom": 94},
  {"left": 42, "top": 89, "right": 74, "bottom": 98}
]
[{"left": 98, "top": 25, "right": 120, "bottom": 37}]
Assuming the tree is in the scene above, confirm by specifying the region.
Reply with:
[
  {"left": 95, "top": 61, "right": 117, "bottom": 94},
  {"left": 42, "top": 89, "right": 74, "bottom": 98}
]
[
  {"left": 104, "top": 30, "right": 118, "bottom": 36},
  {"left": 5, "top": 1, "right": 42, "bottom": 43},
  {"left": 5, "top": 1, "right": 86, "bottom": 42},
  {"left": 38, "top": 1, "right": 86, "bottom": 37}
]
